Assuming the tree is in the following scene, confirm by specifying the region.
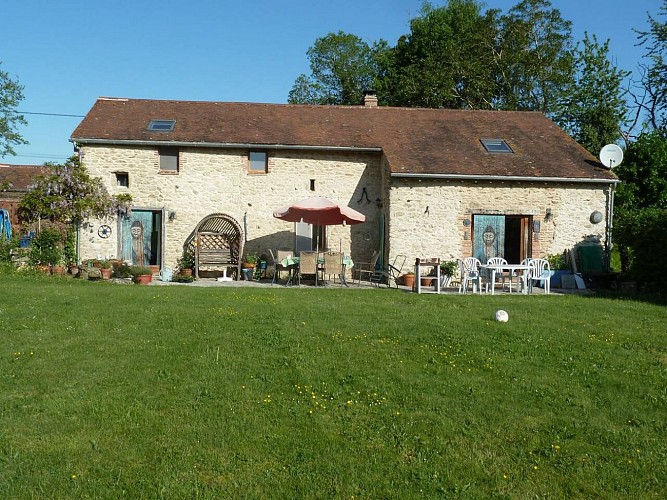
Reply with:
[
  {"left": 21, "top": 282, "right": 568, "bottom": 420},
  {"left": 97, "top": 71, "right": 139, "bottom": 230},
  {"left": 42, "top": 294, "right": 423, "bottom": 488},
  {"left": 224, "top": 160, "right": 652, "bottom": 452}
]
[
  {"left": 614, "top": 129, "right": 667, "bottom": 209},
  {"left": 19, "top": 155, "right": 131, "bottom": 225},
  {"left": 553, "top": 33, "right": 630, "bottom": 155},
  {"left": 634, "top": 0, "right": 667, "bottom": 129},
  {"left": 288, "top": 32, "right": 380, "bottom": 105},
  {"left": 0, "top": 62, "right": 28, "bottom": 157},
  {"left": 495, "top": 0, "right": 574, "bottom": 113},
  {"left": 379, "top": 0, "right": 500, "bottom": 109}
]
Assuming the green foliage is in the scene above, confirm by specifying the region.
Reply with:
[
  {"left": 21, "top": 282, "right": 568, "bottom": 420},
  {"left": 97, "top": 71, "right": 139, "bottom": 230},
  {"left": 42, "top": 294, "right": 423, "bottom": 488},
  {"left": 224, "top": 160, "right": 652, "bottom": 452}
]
[
  {"left": 177, "top": 247, "right": 195, "bottom": 270},
  {"left": 288, "top": 31, "right": 380, "bottom": 105},
  {"left": 636, "top": 0, "right": 667, "bottom": 129},
  {"left": 439, "top": 260, "right": 458, "bottom": 277},
  {"left": 380, "top": 0, "right": 500, "bottom": 109},
  {"left": 0, "top": 277, "right": 665, "bottom": 496},
  {"left": 613, "top": 207, "right": 667, "bottom": 291},
  {"left": 18, "top": 155, "right": 132, "bottom": 225},
  {"left": 546, "top": 252, "right": 567, "bottom": 270},
  {"left": 496, "top": 0, "right": 575, "bottom": 113},
  {"left": 554, "top": 33, "right": 629, "bottom": 154},
  {"left": 0, "top": 61, "right": 28, "bottom": 156},
  {"left": 242, "top": 252, "right": 259, "bottom": 264},
  {"left": 171, "top": 273, "right": 194, "bottom": 283},
  {"left": 29, "top": 228, "right": 63, "bottom": 266},
  {"left": 614, "top": 129, "right": 667, "bottom": 209},
  {"left": 128, "top": 265, "right": 152, "bottom": 277}
]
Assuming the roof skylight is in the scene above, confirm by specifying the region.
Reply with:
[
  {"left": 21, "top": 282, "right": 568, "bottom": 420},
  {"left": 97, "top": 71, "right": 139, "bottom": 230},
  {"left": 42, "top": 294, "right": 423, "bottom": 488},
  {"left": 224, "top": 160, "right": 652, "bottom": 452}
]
[
  {"left": 481, "top": 139, "right": 513, "bottom": 153},
  {"left": 147, "top": 119, "right": 176, "bottom": 132}
]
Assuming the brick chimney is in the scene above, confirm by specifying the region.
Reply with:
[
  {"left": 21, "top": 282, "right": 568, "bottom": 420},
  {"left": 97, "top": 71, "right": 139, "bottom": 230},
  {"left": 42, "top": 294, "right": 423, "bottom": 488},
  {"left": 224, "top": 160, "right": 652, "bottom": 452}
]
[{"left": 363, "top": 90, "right": 378, "bottom": 108}]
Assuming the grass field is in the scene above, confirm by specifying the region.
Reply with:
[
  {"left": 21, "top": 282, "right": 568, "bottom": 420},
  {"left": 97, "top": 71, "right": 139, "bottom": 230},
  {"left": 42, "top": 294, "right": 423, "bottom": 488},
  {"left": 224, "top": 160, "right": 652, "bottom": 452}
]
[{"left": 1, "top": 270, "right": 666, "bottom": 498}]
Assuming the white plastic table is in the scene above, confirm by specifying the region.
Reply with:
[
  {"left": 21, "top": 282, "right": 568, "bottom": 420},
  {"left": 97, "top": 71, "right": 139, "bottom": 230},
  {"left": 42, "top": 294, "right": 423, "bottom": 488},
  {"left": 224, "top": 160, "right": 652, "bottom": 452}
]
[{"left": 481, "top": 264, "right": 531, "bottom": 294}]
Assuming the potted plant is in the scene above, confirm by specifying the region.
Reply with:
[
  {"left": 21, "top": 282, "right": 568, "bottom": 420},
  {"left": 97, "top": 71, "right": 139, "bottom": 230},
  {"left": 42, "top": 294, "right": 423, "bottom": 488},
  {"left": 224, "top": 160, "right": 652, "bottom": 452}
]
[
  {"left": 129, "top": 265, "right": 153, "bottom": 285},
  {"left": 177, "top": 248, "right": 195, "bottom": 277},
  {"left": 440, "top": 260, "right": 458, "bottom": 288},
  {"left": 100, "top": 259, "right": 113, "bottom": 280},
  {"left": 546, "top": 252, "right": 569, "bottom": 288},
  {"left": 402, "top": 271, "right": 416, "bottom": 289},
  {"left": 242, "top": 252, "right": 259, "bottom": 269},
  {"left": 420, "top": 269, "right": 435, "bottom": 287}
]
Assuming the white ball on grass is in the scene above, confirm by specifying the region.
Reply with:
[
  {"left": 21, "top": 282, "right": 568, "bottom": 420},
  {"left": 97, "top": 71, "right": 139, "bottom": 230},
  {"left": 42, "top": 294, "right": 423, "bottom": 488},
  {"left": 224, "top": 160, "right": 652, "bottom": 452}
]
[{"left": 495, "top": 310, "right": 509, "bottom": 322}]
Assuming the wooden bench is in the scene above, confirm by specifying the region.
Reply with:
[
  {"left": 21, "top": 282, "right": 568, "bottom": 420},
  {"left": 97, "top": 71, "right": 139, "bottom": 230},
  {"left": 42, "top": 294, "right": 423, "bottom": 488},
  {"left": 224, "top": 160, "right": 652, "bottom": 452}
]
[
  {"left": 195, "top": 246, "right": 238, "bottom": 280},
  {"left": 197, "top": 248, "right": 232, "bottom": 266},
  {"left": 193, "top": 216, "right": 243, "bottom": 280}
]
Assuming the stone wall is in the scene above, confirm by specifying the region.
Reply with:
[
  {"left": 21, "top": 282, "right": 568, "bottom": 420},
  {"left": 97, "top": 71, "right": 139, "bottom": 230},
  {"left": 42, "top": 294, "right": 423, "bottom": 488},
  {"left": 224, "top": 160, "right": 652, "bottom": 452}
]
[
  {"left": 77, "top": 144, "right": 612, "bottom": 277},
  {"left": 77, "top": 145, "right": 383, "bottom": 269},
  {"left": 386, "top": 177, "right": 610, "bottom": 271}
]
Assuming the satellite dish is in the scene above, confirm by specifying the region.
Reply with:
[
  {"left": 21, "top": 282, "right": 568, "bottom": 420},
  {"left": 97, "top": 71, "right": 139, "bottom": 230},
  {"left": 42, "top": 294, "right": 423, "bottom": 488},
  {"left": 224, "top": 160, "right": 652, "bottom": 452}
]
[{"left": 599, "top": 144, "right": 623, "bottom": 169}]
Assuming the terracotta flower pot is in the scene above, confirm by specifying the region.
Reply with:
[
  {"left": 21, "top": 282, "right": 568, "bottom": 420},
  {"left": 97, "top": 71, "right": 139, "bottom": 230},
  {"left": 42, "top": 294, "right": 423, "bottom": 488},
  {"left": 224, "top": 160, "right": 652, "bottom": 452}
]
[
  {"left": 133, "top": 274, "right": 153, "bottom": 285},
  {"left": 52, "top": 265, "right": 66, "bottom": 275},
  {"left": 100, "top": 268, "right": 113, "bottom": 280},
  {"left": 420, "top": 277, "right": 434, "bottom": 286},
  {"left": 403, "top": 274, "right": 415, "bottom": 288},
  {"left": 180, "top": 268, "right": 193, "bottom": 277}
]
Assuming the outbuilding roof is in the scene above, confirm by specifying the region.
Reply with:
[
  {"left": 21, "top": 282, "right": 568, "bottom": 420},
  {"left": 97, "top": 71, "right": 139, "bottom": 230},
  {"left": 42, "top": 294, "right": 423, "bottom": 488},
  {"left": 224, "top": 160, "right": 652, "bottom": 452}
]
[
  {"left": 71, "top": 97, "right": 617, "bottom": 182},
  {"left": 0, "top": 164, "right": 49, "bottom": 191}
]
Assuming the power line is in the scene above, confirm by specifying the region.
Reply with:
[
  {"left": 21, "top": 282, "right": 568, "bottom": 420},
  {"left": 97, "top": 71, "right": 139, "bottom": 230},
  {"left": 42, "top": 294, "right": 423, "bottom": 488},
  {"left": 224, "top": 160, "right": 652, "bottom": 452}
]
[{"left": 16, "top": 111, "right": 85, "bottom": 118}]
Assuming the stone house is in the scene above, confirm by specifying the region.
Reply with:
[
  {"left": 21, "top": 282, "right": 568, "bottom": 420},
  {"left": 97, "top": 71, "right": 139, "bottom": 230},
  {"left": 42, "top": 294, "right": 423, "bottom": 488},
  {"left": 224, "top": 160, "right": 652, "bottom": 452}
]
[{"left": 70, "top": 95, "right": 618, "bottom": 277}]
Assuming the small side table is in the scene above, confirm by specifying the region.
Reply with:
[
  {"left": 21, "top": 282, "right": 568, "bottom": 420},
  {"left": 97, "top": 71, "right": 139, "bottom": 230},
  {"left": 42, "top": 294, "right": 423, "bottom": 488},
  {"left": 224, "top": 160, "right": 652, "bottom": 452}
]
[{"left": 415, "top": 258, "right": 441, "bottom": 294}]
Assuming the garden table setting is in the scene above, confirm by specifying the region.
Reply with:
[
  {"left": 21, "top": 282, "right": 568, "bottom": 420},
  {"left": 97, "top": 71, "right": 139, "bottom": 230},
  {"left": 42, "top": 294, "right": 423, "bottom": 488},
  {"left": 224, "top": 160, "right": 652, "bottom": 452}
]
[{"left": 281, "top": 254, "right": 354, "bottom": 286}]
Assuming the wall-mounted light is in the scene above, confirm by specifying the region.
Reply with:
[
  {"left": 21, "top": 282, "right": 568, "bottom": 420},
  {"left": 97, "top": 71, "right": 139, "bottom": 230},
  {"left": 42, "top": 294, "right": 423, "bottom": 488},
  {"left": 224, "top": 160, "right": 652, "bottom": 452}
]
[
  {"left": 590, "top": 210, "right": 603, "bottom": 224},
  {"left": 375, "top": 197, "right": 383, "bottom": 208},
  {"left": 463, "top": 219, "right": 471, "bottom": 227},
  {"left": 168, "top": 211, "right": 176, "bottom": 222},
  {"left": 545, "top": 208, "right": 553, "bottom": 221}
]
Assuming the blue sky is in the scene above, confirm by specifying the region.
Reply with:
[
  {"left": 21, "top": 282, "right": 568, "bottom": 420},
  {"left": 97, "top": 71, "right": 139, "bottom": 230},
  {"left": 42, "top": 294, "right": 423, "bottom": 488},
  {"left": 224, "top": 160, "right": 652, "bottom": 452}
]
[{"left": 1, "top": 0, "right": 662, "bottom": 164}]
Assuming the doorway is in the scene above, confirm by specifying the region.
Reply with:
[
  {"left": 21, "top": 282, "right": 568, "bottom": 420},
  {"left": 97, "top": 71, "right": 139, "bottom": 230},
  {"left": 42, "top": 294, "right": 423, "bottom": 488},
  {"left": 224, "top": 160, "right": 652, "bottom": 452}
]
[
  {"left": 472, "top": 214, "right": 531, "bottom": 263},
  {"left": 119, "top": 209, "right": 163, "bottom": 266}
]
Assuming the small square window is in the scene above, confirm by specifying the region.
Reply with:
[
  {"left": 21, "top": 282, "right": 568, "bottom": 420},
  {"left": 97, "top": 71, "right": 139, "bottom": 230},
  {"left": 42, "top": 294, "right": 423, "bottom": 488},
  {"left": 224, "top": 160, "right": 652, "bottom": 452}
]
[
  {"left": 158, "top": 147, "right": 179, "bottom": 173},
  {"left": 481, "top": 139, "right": 513, "bottom": 153},
  {"left": 148, "top": 119, "right": 175, "bottom": 131},
  {"left": 115, "top": 172, "right": 129, "bottom": 187},
  {"left": 248, "top": 151, "right": 267, "bottom": 173}
]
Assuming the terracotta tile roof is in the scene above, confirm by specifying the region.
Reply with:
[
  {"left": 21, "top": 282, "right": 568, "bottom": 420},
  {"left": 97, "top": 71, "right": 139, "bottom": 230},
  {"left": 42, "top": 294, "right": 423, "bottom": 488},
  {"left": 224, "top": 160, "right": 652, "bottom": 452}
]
[
  {"left": 71, "top": 97, "right": 617, "bottom": 182},
  {"left": 0, "top": 164, "right": 48, "bottom": 191}
]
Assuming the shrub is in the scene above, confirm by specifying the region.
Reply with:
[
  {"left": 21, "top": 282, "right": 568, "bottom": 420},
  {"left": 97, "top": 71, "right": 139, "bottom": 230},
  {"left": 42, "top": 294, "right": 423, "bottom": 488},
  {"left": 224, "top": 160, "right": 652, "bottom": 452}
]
[{"left": 29, "top": 228, "right": 63, "bottom": 266}]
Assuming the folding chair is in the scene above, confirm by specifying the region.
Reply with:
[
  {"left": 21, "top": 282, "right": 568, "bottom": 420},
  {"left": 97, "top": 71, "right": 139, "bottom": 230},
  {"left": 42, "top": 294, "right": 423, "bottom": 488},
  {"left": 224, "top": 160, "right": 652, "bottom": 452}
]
[{"left": 371, "top": 254, "right": 407, "bottom": 288}]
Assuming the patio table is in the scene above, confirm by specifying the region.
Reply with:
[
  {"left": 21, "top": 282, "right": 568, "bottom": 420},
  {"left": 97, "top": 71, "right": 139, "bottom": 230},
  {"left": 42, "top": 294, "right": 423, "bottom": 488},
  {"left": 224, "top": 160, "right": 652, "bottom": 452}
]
[
  {"left": 481, "top": 264, "right": 531, "bottom": 294},
  {"left": 281, "top": 255, "right": 354, "bottom": 286}
]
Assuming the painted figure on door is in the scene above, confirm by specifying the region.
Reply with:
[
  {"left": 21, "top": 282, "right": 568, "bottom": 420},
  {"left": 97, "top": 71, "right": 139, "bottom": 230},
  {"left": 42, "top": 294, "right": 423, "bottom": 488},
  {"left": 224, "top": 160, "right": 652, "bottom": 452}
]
[{"left": 130, "top": 220, "right": 146, "bottom": 265}]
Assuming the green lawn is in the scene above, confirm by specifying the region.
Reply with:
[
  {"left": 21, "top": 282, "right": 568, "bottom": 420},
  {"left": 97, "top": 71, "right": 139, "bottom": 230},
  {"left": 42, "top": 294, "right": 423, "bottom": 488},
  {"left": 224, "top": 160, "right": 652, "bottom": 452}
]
[{"left": 1, "top": 270, "right": 666, "bottom": 498}]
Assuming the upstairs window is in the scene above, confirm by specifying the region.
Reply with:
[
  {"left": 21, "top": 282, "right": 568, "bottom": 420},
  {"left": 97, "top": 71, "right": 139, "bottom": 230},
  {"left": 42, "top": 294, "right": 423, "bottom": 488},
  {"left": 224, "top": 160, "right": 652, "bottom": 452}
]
[
  {"left": 481, "top": 139, "right": 513, "bottom": 153},
  {"left": 147, "top": 119, "right": 176, "bottom": 131},
  {"left": 115, "top": 172, "right": 129, "bottom": 187},
  {"left": 248, "top": 151, "right": 267, "bottom": 173},
  {"left": 158, "top": 147, "right": 179, "bottom": 173}
]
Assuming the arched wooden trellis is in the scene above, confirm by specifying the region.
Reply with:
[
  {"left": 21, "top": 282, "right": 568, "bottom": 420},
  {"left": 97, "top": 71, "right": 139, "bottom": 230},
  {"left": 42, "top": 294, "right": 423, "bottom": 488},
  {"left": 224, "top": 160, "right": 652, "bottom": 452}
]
[{"left": 193, "top": 213, "right": 244, "bottom": 280}]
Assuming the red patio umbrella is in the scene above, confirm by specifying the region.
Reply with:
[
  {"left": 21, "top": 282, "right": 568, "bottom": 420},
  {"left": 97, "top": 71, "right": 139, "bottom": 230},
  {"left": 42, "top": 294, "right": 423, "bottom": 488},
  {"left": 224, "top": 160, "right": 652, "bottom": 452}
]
[
  {"left": 273, "top": 196, "right": 366, "bottom": 226},
  {"left": 273, "top": 197, "right": 366, "bottom": 284}
]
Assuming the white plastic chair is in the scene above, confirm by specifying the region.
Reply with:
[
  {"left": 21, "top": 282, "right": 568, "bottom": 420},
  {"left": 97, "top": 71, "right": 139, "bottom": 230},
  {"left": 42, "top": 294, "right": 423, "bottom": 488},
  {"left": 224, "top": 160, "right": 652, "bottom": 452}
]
[
  {"left": 458, "top": 257, "right": 482, "bottom": 294},
  {"left": 528, "top": 258, "right": 551, "bottom": 294},
  {"left": 517, "top": 258, "right": 533, "bottom": 292},
  {"left": 485, "top": 257, "right": 507, "bottom": 292}
]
